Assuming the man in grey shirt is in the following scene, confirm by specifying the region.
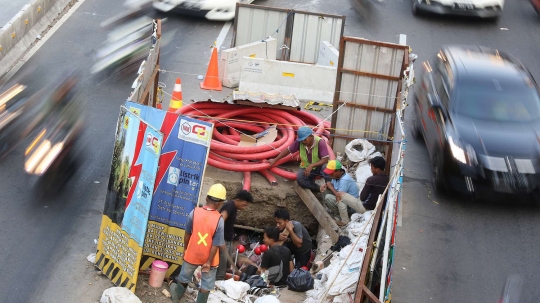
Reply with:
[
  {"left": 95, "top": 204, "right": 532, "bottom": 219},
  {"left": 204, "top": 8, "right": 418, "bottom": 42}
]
[{"left": 274, "top": 208, "right": 312, "bottom": 268}]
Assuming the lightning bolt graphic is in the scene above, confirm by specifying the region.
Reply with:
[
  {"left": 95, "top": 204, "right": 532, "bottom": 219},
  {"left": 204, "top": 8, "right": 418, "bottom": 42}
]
[{"left": 126, "top": 122, "right": 147, "bottom": 208}]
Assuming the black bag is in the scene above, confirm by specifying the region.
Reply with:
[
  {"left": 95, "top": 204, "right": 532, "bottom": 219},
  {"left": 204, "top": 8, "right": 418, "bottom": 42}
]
[
  {"left": 245, "top": 275, "right": 268, "bottom": 288},
  {"left": 286, "top": 268, "right": 314, "bottom": 292},
  {"left": 330, "top": 236, "right": 351, "bottom": 252}
]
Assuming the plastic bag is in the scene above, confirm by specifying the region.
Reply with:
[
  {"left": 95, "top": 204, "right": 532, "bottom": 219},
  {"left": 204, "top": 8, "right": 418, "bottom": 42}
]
[
  {"left": 221, "top": 279, "right": 250, "bottom": 300},
  {"left": 246, "top": 275, "right": 268, "bottom": 288},
  {"left": 287, "top": 268, "right": 314, "bottom": 292},
  {"left": 345, "top": 139, "right": 375, "bottom": 163},
  {"left": 254, "top": 295, "right": 281, "bottom": 303},
  {"left": 100, "top": 287, "right": 142, "bottom": 303}
]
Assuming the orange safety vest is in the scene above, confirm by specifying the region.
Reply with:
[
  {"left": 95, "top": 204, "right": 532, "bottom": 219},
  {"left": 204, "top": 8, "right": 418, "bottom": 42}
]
[{"left": 184, "top": 207, "right": 222, "bottom": 266}]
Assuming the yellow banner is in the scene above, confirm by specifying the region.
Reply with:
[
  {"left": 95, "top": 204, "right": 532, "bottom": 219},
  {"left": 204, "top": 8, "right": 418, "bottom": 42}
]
[
  {"left": 139, "top": 220, "right": 186, "bottom": 277},
  {"left": 95, "top": 215, "right": 142, "bottom": 291}
]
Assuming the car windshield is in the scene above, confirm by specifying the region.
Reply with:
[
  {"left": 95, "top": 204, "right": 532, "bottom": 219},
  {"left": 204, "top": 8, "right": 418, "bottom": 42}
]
[{"left": 453, "top": 78, "right": 540, "bottom": 122}]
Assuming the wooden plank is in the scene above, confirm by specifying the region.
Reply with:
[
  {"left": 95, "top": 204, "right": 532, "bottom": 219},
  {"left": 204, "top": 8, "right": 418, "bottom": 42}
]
[
  {"left": 294, "top": 182, "right": 339, "bottom": 243},
  {"left": 336, "top": 100, "right": 394, "bottom": 113},
  {"left": 363, "top": 285, "right": 382, "bottom": 303},
  {"left": 340, "top": 68, "right": 400, "bottom": 81},
  {"left": 342, "top": 37, "right": 408, "bottom": 50}
]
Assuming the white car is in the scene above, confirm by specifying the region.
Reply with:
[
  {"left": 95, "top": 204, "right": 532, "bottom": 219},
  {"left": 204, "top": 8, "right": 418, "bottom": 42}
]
[
  {"left": 411, "top": 0, "right": 504, "bottom": 19},
  {"left": 153, "top": 0, "right": 254, "bottom": 21}
]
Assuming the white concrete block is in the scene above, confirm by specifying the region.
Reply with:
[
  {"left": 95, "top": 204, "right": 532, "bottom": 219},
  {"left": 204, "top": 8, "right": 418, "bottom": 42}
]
[
  {"left": 316, "top": 41, "right": 339, "bottom": 68},
  {"left": 220, "top": 38, "right": 276, "bottom": 88},
  {"left": 239, "top": 57, "right": 337, "bottom": 104}
]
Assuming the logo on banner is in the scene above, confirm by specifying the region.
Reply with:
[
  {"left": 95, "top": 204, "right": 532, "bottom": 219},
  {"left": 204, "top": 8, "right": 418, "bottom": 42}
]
[
  {"left": 130, "top": 107, "right": 141, "bottom": 117},
  {"left": 146, "top": 133, "right": 160, "bottom": 155},
  {"left": 167, "top": 167, "right": 180, "bottom": 186},
  {"left": 123, "top": 116, "right": 130, "bottom": 129},
  {"left": 178, "top": 119, "right": 210, "bottom": 147}
]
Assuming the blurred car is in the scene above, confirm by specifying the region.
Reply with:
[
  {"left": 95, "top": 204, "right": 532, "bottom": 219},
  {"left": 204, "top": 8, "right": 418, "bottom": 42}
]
[
  {"left": 411, "top": 0, "right": 504, "bottom": 19},
  {"left": 532, "top": 0, "right": 540, "bottom": 15},
  {"left": 153, "top": 0, "right": 253, "bottom": 21},
  {"left": 411, "top": 45, "right": 540, "bottom": 196}
]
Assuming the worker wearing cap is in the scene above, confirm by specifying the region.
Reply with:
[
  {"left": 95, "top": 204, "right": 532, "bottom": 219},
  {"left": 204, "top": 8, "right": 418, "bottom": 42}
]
[
  {"left": 268, "top": 126, "right": 329, "bottom": 191},
  {"left": 170, "top": 184, "right": 227, "bottom": 303},
  {"left": 321, "top": 160, "right": 361, "bottom": 226}
]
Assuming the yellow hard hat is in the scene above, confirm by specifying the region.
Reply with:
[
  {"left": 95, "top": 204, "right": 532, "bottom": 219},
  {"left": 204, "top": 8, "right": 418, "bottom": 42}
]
[{"left": 207, "top": 183, "right": 227, "bottom": 201}]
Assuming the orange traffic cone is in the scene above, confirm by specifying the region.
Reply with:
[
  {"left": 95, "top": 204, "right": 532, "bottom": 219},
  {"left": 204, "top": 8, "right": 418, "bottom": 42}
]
[
  {"left": 200, "top": 47, "right": 222, "bottom": 91},
  {"left": 168, "top": 78, "right": 183, "bottom": 112}
]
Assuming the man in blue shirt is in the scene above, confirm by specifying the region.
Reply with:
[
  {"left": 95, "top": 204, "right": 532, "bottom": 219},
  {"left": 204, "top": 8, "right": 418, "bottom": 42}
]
[{"left": 321, "top": 160, "right": 362, "bottom": 226}]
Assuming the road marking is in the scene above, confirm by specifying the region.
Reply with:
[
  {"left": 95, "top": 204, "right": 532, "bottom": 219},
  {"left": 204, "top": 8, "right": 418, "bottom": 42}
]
[
  {"left": 0, "top": 0, "right": 88, "bottom": 87},
  {"left": 215, "top": 21, "right": 232, "bottom": 49}
]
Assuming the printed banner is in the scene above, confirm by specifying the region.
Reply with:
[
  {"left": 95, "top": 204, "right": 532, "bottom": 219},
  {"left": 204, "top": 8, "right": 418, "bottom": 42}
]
[
  {"left": 125, "top": 101, "right": 213, "bottom": 277},
  {"left": 95, "top": 108, "right": 162, "bottom": 291}
]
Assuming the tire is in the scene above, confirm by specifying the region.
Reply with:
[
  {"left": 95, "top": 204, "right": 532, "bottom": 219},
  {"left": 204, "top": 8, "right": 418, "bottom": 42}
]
[
  {"left": 412, "top": 0, "right": 420, "bottom": 15},
  {"left": 432, "top": 153, "right": 448, "bottom": 195},
  {"left": 410, "top": 109, "right": 422, "bottom": 141}
]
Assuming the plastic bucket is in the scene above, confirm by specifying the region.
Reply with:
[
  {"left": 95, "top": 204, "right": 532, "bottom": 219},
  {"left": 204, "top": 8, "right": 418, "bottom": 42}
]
[{"left": 149, "top": 260, "right": 169, "bottom": 288}]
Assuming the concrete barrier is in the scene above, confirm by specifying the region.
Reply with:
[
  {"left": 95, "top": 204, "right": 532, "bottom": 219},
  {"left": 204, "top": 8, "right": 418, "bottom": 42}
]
[
  {"left": 0, "top": 0, "right": 74, "bottom": 79},
  {"left": 220, "top": 38, "right": 277, "bottom": 88},
  {"left": 316, "top": 41, "right": 339, "bottom": 68},
  {"left": 239, "top": 57, "right": 337, "bottom": 103}
]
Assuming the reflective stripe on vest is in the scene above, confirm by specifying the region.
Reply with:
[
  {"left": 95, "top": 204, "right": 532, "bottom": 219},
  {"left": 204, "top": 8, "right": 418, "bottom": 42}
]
[
  {"left": 184, "top": 207, "right": 221, "bottom": 266},
  {"left": 299, "top": 136, "right": 321, "bottom": 168}
]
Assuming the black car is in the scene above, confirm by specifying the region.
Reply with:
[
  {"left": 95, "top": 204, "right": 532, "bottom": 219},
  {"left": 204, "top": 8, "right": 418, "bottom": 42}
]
[{"left": 411, "top": 45, "right": 540, "bottom": 196}]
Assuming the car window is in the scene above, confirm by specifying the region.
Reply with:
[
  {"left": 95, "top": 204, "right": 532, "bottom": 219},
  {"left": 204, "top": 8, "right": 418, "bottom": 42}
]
[
  {"left": 433, "top": 61, "right": 450, "bottom": 109},
  {"left": 453, "top": 78, "right": 540, "bottom": 122}
]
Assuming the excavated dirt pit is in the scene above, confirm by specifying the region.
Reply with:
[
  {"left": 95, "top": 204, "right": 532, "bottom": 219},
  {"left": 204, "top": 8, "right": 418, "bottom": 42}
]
[{"left": 203, "top": 165, "right": 319, "bottom": 236}]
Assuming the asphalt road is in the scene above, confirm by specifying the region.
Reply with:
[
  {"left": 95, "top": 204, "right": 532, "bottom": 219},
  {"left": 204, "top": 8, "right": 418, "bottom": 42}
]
[{"left": 0, "top": 0, "right": 539, "bottom": 302}]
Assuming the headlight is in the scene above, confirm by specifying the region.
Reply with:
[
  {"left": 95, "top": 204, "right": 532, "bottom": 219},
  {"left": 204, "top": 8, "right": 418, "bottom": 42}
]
[{"left": 448, "top": 136, "right": 477, "bottom": 165}]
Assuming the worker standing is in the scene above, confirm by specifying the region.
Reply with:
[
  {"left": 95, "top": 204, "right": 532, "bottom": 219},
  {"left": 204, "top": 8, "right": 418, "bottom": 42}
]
[
  {"left": 216, "top": 190, "right": 253, "bottom": 280},
  {"left": 170, "top": 184, "right": 227, "bottom": 303},
  {"left": 268, "top": 126, "right": 330, "bottom": 191}
]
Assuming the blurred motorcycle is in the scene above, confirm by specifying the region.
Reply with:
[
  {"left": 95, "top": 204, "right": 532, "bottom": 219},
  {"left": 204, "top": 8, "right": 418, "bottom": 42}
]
[
  {"left": 24, "top": 74, "right": 85, "bottom": 195},
  {"left": 0, "top": 84, "right": 29, "bottom": 158},
  {"left": 90, "top": 15, "right": 154, "bottom": 79}
]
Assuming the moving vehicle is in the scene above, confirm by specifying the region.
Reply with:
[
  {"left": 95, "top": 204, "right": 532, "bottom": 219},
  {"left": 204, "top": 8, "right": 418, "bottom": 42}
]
[
  {"left": 153, "top": 0, "right": 254, "bottom": 21},
  {"left": 411, "top": 45, "right": 540, "bottom": 196},
  {"left": 24, "top": 74, "right": 85, "bottom": 195},
  {"left": 411, "top": 0, "right": 504, "bottom": 19},
  {"left": 532, "top": 0, "right": 540, "bottom": 15}
]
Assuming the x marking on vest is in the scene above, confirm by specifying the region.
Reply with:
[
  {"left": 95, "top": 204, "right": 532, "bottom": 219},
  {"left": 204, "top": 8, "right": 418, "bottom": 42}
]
[{"left": 197, "top": 232, "right": 208, "bottom": 246}]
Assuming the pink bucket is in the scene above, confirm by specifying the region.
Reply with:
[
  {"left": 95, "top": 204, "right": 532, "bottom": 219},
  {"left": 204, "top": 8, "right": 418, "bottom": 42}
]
[{"left": 149, "top": 260, "right": 169, "bottom": 288}]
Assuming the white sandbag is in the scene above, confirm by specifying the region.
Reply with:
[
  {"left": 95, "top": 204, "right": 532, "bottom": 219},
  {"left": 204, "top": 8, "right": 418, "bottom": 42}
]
[
  {"left": 219, "top": 279, "right": 250, "bottom": 300},
  {"left": 345, "top": 139, "right": 376, "bottom": 163},
  {"left": 355, "top": 151, "right": 383, "bottom": 192},
  {"left": 100, "top": 287, "right": 142, "bottom": 303},
  {"left": 208, "top": 290, "right": 240, "bottom": 303},
  {"left": 255, "top": 295, "right": 281, "bottom": 303}
]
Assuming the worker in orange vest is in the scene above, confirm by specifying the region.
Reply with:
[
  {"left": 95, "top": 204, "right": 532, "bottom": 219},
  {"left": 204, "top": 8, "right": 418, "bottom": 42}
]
[{"left": 170, "top": 184, "right": 227, "bottom": 303}]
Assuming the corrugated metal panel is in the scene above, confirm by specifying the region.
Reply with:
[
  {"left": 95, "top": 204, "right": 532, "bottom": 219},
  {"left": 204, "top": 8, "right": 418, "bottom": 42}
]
[
  {"left": 289, "top": 13, "right": 343, "bottom": 64},
  {"left": 332, "top": 37, "right": 407, "bottom": 153},
  {"left": 234, "top": 6, "right": 289, "bottom": 60}
]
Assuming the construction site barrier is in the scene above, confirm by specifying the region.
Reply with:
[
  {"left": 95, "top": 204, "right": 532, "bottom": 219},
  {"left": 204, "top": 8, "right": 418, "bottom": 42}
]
[
  {"left": 128, "top": 19, "right": 161, "bottom": 107},
  {"left": 239, "top": 57, "right": 337, "bottom": 104},
  {"left": 232, "top": 3, "right": 345, "bottom": 64}
]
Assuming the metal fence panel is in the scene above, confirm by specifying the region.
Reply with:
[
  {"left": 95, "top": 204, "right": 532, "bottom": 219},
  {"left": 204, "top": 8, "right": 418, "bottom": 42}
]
[
  {"left": 289, "top": 13, "right": 344, "bottom": 64},
  {"left": 233, "top": 5, "right": 289, "bottom": 60},
  {"left": 332, "top": 37, "right": 407, "bottom": 154}
]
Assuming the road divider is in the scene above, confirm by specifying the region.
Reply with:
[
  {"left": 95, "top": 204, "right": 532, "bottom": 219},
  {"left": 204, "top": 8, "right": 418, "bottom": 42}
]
[{"left": 0, "top": 0, "right": 75, "bottom": 79}]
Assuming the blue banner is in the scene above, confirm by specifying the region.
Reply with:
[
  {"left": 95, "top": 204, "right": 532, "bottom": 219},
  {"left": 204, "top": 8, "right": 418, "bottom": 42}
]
[
  {"left": 121, "top": 111, "right": 162, "bottom": 246},
  {"left": 125, "top": 101, "right": 213, "bottom": 272}
]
